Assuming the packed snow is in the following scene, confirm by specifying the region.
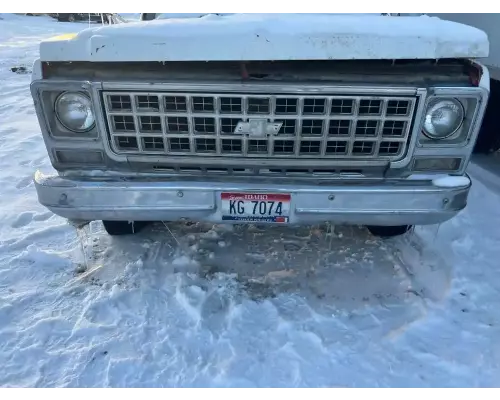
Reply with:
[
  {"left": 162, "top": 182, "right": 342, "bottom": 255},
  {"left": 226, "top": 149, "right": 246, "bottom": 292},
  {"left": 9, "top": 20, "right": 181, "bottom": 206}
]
[
  {"left": 39, "top": 13, "right": 488, "bottom": 62},
  {"left": 1, "top": 13, "right": 500, "bottom": 388}
]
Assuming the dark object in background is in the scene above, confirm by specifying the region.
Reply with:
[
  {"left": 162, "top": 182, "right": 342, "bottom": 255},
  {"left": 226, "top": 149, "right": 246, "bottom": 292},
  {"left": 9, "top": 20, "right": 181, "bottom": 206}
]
[
  {"left": 474, "top": 78, "right": 500, "bottom": 154},
  {"left": 140, "top": 13, "right": 157, "bottom": 21},
  {"left": 53, "top": 13, "right": 115, "bottom": 24},
  {"left": 11, "top": 66, "right": 30, "bottom": 74},
  {"left": 139, "top": 13, "right": 226, "bottom": 21}
]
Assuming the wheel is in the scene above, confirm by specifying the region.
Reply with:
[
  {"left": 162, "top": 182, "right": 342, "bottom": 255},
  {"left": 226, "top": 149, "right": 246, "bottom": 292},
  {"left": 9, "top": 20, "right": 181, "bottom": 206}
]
[
  {"left": 102, "top": 220, "right": 150, "bottom": 236},
  {"left": 366, "top": 225, "right": 412, "bottom": 238}
]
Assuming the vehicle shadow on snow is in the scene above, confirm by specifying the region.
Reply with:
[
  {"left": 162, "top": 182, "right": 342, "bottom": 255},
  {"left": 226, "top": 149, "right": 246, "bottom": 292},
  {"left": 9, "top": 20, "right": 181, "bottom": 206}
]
[{"left": 74, "top": 221, "right": 452, "bottom": 337}]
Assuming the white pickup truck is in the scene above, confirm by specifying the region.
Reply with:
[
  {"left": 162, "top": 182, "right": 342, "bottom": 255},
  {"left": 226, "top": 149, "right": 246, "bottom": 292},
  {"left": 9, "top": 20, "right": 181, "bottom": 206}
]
[{"left": 30, "top": 13, "right": 489, "bottom": 237}]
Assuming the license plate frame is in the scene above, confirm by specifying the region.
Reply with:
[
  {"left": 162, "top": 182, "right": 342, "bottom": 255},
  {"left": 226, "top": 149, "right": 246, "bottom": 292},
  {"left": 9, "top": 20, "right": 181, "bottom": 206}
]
[{"left": 220, "top": 192, "right": 291, "bottom": 223}]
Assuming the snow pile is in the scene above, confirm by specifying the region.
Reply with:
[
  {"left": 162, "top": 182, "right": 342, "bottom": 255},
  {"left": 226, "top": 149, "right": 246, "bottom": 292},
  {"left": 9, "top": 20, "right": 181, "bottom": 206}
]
[
  {"left": 39, "top": 13, "right": 488, "bottom": 62},
  {"left": 0, "top": 14, "right": 500, "bottom": 387}
]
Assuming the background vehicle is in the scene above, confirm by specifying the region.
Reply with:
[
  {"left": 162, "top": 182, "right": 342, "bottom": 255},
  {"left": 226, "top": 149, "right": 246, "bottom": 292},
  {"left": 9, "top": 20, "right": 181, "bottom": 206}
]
[
  {"left": 140, "top": 13, "right": 228, "bottom": 21},
  {"left": 52, "top": 13, "right": 118, "bottom": 24}
]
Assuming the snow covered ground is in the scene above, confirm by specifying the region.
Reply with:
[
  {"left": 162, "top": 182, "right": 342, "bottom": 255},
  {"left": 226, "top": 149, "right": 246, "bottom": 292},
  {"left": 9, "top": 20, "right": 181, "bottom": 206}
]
[{"left": 1, "top": 13, "right": 500, "bottom": 387}]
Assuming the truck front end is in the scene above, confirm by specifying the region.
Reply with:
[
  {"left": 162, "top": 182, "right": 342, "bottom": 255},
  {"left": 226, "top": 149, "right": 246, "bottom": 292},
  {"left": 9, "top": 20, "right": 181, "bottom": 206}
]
[{"left": 30, "top": 14, "right": 490, "bottom": 237}]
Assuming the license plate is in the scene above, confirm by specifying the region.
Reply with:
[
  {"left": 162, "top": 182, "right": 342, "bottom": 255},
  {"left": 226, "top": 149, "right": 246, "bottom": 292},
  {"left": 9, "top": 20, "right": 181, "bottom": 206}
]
[{"left": 220, "top": 192, "right": 291, "bottom": 223}]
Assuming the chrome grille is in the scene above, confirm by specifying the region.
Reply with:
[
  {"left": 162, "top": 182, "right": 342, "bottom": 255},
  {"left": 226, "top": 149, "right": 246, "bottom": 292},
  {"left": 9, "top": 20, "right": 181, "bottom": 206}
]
[{"left": 103, "top": 91, "right": 417, "bottom": 161}]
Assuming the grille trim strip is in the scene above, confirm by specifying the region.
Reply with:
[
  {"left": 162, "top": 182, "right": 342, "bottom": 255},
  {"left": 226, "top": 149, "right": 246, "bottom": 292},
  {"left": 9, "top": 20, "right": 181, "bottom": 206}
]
[{"left": 103, "top": 91, "right": 417, "bottom": 161}]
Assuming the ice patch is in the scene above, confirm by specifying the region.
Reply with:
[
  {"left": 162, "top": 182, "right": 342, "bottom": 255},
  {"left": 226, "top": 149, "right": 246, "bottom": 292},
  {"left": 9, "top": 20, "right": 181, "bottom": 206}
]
[
  {"left": 432, "top": 175, "right": 471, "bottom": 188},
  {"left": 406, "top": 174, "right": 471, "bottom": 188}
]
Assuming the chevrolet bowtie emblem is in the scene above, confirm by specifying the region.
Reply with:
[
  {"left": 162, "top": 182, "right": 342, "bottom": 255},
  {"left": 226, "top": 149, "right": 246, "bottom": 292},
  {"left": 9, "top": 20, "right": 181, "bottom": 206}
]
[{"left": 234, "top": 119, "right": 283, "bottom": 137}]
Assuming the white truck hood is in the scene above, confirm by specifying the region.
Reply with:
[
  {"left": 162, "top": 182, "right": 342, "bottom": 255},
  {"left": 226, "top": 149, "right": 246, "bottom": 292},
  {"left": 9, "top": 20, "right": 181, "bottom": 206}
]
[{"left": 40, "top": 13, "right": 489, "bottom": 62}]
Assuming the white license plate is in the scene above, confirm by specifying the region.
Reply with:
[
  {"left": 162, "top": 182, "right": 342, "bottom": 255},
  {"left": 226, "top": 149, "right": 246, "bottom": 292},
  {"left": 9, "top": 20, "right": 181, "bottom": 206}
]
[{"left": 220, "top": 192, "right": 291, "bottom": 223}]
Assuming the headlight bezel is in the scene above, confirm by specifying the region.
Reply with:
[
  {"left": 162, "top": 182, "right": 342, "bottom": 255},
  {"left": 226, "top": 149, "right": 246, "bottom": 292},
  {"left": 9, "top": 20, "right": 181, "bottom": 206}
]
[
  {"left": 418, "top": 90, "right": 485, "bottom": 148},
  {"left": 54, "top": 91, "right": 96, "bottom": 133},
  {"left": 422, "top": 97, "right": 465, "bottom": 140},
  {"left": 30, "top": 79, "right": 110, "bottom": 171},
  {"left": 32, "top": 80, "right": 99, "bottom": 140}
]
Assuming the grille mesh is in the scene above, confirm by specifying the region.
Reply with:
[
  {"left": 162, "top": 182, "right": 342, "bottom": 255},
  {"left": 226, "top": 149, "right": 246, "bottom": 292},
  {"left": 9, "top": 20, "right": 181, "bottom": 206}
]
[{"left": 104, "top": 92, "right": 416, "bottom": 160}]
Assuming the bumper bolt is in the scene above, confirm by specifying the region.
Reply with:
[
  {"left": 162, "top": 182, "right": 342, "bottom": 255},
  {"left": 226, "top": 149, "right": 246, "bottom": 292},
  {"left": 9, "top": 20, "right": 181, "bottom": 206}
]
[
  {"left": 328, "top": 194, "right": 335, "bottom": 201},
  {"left": 59, "top": 193, "right": 68, "bottom": 205},
  {"left": 443, "top": 198, "right": 449, "bottom": 206},
  {"left": 177, "top": 191, "right": 184, "bottom": 198}
]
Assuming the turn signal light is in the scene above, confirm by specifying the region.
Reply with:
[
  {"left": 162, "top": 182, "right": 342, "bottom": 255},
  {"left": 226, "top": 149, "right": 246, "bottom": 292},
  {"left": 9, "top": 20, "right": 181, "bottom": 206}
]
[{"left": 412, "top": 157, "right": 462, "bottom": 172}]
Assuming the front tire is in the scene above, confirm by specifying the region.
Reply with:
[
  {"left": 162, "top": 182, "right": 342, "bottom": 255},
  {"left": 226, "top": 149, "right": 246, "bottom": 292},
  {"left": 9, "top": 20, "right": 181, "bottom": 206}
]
[
  {"left": 102, "top": 220, "right": 150, "bottom": 236},
  {"left": 366, "top": 225, "right": 412, "bottom": 238}
]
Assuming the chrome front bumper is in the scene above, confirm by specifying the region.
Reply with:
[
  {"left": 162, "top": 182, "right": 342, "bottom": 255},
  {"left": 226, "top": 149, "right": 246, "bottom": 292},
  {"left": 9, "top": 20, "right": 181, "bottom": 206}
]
[{"left": 33, "top": 170, "right": 471, "bottom": 226}]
